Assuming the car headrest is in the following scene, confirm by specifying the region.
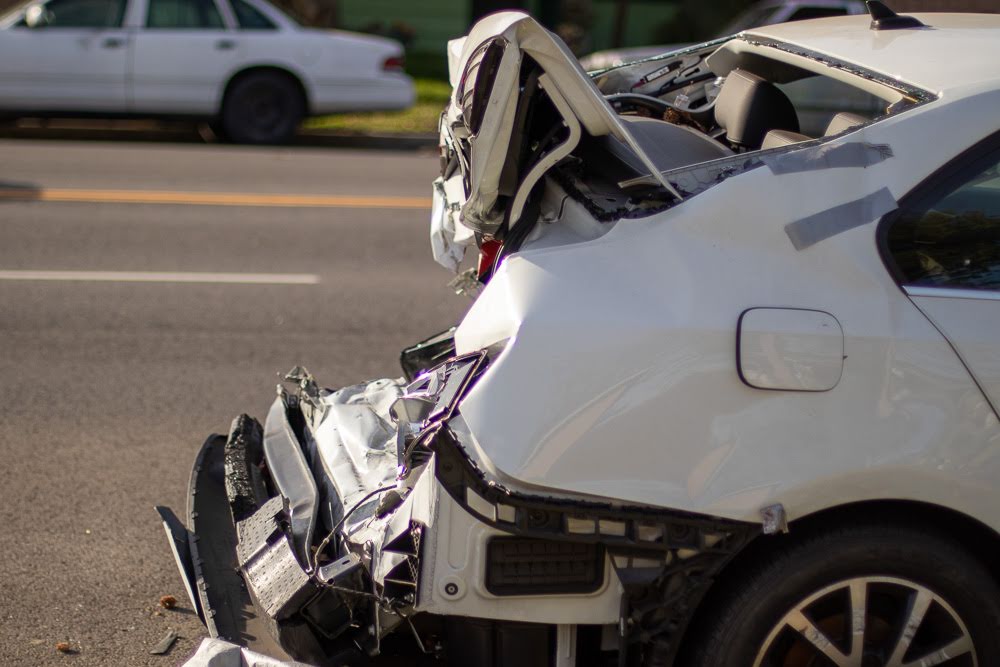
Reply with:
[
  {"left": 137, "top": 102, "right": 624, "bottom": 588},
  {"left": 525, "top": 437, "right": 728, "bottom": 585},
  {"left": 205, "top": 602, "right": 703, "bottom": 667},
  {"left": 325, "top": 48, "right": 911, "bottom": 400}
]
[
  {"left": 824, "top": 112, "right": 868, "bottom": 136},
  {"left": 714, "top": 69, "right": 799, "bottom": 150},
  {"left": 761, "top": 129, "right": 811, "bottom": 150}
]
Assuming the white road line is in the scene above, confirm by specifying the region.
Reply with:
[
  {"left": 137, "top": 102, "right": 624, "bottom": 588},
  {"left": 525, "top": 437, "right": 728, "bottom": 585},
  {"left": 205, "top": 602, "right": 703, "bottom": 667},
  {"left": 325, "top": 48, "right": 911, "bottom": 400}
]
[
  {"left": 0, "top": 188, "right": 431, "bottom": 209},
  {"left": 0, "top": 270, "right": 319, "bottom": 285}
]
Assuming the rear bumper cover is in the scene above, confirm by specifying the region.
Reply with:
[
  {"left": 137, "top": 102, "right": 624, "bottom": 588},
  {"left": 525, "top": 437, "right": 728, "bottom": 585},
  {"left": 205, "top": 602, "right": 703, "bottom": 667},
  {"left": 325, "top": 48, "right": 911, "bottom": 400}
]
[{"left": 156, "top": 432, "right": 294, "bottom": 660}]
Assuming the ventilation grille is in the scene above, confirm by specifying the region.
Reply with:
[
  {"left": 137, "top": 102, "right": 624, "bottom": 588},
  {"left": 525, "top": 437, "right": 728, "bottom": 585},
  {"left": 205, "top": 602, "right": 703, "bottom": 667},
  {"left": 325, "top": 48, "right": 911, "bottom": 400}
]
[{"left": 485, "top": 538, "right": 604, "bottom": 596}]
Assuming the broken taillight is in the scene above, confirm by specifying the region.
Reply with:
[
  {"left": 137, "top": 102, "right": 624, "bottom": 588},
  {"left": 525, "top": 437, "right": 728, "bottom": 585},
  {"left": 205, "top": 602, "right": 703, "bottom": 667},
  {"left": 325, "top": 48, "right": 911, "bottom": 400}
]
[
  {"left": 382, "top": 55, "right": 405, "bottom": 72},
  {"left": 478, "top": 240, "right": 502, "bottom": 280}
]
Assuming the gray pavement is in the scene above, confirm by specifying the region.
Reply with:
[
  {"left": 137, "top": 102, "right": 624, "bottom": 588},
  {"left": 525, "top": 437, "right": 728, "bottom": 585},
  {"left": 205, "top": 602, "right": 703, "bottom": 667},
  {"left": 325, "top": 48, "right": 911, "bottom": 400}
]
[{"left": 0, "top": 140, "right": 468, "bottom": 665}]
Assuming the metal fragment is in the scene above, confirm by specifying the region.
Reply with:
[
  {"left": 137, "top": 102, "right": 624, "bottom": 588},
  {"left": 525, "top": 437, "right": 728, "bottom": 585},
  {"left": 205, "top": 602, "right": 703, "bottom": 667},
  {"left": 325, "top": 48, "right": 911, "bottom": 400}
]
[
  {"left": 150, "top": 629, "right": 178, "bottom": 655},
  {"left": 447, "top": 268, "right": 483, "bottom": 298}
]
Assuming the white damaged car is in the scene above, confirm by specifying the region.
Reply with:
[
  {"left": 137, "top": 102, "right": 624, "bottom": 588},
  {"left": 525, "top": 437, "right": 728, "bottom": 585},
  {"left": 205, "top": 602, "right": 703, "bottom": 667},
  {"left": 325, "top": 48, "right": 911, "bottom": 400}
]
[{"left": 160, "top": 4, "right": 1000, "bottom": 666}]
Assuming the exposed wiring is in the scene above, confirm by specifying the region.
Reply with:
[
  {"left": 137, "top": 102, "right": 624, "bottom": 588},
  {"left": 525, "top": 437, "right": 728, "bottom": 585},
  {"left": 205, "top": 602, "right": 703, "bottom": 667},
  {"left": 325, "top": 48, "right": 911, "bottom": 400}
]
[{"left": 311, "top": 484, "right": 397, "bottom": 574}]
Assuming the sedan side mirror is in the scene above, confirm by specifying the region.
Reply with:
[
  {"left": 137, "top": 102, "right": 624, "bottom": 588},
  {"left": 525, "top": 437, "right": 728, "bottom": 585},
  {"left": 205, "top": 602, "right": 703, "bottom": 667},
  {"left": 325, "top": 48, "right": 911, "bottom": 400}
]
[{"left": 24, "top": 4, "right": 54, "bottom": 28}]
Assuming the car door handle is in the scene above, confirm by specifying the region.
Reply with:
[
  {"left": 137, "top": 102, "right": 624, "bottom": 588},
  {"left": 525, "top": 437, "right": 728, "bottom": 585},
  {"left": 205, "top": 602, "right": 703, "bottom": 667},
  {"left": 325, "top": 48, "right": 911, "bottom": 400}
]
[
  {"left": 215, "top": 39, "right": 236, "bottom": 51},
  {"left": 101, "top": 37, "right": 126, "bottom": 49}
]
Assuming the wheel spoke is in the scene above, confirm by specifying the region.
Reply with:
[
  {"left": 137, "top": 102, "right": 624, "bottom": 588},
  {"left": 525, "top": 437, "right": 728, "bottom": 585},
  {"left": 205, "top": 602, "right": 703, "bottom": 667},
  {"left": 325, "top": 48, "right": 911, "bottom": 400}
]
[
  {"left": 785, "top": 609, "right": 851, "bottom": 667},
  {"left": 901, "top": 635, "right": 974, "bottom": 667},
  {"left": 846, "top": 579, "right": 867, "bottom": 666},
  {"left": 886, "top": 588, "right": 932, "bottom": 666}
]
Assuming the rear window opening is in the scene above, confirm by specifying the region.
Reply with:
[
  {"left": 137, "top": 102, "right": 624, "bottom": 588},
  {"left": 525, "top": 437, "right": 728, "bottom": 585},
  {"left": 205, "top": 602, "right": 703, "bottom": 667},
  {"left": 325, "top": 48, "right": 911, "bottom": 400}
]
[{"left": 573, "top": 35, "right": 927, "bottom": 203}]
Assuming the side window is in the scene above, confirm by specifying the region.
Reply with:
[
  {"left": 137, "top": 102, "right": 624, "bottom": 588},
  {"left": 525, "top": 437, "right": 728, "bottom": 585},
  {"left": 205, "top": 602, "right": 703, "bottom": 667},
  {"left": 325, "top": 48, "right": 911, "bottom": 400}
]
[
  {"left": 887, "top": 152, "right": 1000, "bottom": 290},
  {"left": 146, "top": 0, "right": 225, "bottom": 28},
  {"left": 32, "top": 0, "right": 125, "bottom": 27},
  {"left": 232, "top": 0, "right": 275, "bottom": 29}
]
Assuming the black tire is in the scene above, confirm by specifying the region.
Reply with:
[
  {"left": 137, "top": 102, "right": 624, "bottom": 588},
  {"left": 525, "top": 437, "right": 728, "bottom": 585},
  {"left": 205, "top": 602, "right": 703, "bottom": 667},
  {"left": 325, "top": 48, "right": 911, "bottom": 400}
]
[
  {"left": 683, "top": 522, "right": 1000, "bottom": 667},
  {"left": 221, "top": 71, "right": 304, "bottom": 145}
]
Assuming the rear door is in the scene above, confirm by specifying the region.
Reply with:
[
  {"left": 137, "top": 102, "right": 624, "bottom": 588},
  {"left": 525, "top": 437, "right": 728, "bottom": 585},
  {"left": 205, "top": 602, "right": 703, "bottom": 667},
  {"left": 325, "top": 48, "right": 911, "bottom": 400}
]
[
  {"left": 0, "top": 0, "right": 129, "bottom": 112},
  {"left": 130, "top": 0, "right": 241, "bottom": 115},
  {"left": 884, "top": 140, "right": 1000, "bottom": 411}
]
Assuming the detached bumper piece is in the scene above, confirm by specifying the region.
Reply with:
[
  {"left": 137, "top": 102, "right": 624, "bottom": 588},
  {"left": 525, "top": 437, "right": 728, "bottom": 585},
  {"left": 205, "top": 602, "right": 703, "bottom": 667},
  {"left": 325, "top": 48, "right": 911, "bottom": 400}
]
[
  {"left": 235, "top": 495, "right": 365, "bottom": 663},
  {"left": 160, "top": 416, "right": 375, "bottom": 664},
  {"left": 156, "top": 429, "right": 293, "bottom": 661}
]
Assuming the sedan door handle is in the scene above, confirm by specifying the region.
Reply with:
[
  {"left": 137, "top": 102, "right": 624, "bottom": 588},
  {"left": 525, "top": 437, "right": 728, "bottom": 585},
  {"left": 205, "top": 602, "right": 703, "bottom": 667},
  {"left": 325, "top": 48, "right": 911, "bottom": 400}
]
[
  {"left": 215, "top": 39, "right": 236, "bottom": 51},
  {"left": 101, "top": 37, "right": 126, "bottom": 49}
]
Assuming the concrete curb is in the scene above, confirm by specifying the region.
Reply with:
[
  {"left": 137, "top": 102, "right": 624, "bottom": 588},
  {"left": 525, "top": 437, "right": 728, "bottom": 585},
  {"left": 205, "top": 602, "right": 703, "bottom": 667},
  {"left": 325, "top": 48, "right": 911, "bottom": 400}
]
[{"left": 0, "top": 121, "right": 438, "bottom": 150}]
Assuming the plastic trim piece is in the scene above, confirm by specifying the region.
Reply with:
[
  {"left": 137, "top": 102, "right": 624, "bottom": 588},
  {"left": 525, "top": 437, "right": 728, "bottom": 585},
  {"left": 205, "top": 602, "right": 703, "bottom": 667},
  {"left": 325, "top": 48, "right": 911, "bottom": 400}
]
[
  {"left": 903, "top": 285, "right": 1000, "bottom": 302},
  {"left": 263, "top": 395, "right": 318, "bottom": 568}
]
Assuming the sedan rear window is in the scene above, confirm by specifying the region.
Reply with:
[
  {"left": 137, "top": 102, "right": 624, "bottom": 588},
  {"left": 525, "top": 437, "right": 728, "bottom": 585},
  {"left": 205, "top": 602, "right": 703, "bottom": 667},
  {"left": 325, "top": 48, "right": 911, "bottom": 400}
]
[
  {"left": 146, "top": 0, "right": 224, "bottom": 29},
  {"left": 232, "top": 0, "right": 275, "bottom": 29}
]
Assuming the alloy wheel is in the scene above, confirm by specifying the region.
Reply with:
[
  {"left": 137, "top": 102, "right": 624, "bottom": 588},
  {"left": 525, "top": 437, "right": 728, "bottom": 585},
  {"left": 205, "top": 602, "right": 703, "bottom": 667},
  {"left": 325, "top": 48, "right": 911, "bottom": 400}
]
[{"left": 752, "top": 576, "right": 976, "bottom": 667}]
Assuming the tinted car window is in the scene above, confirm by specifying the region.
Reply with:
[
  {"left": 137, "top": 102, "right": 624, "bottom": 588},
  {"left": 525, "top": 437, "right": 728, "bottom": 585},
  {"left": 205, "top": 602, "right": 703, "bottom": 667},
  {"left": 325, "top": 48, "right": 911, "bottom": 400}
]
[
  {"left": 888, "top": 153, "right": 1000, "bottom": 290},
  {"left": 147, "top": 0, "right": 225, "bottom": 28},
  {"left": 39, "top": 0, "right": 125, "bottom": 27},
  {"left": 232, "top": 0, "right": 275, "bottom": 29},
  {"left": 787, "top": 7, "right": 849, "bottom": 21}
]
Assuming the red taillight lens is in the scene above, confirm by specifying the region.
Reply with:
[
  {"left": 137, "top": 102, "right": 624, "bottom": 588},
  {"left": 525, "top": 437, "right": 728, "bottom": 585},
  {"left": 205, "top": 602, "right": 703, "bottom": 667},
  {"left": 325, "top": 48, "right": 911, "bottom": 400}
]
[
  {"left": 382, "top": 55, "right": 405, "bottom": 72},
  {"left": 478, "top": 240, "right": 502, "bottom": 279}
]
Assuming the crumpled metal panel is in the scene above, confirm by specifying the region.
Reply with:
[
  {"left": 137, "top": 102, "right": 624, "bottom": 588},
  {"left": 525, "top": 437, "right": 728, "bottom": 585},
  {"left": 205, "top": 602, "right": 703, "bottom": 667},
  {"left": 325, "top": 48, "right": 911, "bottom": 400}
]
[
  {"left": 443, "top": 12, "right": 684, "bottom": 237},
  {"left": 430, "top": 174, "right": 476, "bottom": 273},
  {"left": 306, "top": 377, "right": 406, "bottom": 534}
]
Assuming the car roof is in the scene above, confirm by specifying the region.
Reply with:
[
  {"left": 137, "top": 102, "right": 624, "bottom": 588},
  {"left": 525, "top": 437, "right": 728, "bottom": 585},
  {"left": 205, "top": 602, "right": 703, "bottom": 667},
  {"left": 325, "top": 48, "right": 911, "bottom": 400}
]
[{"left": 744, "top": 13, "right": 1000, "bottom": 96}]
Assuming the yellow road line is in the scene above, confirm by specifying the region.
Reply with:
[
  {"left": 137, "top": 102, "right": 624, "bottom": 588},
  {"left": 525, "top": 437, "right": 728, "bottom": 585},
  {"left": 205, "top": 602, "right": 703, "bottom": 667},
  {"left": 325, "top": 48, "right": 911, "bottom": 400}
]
[{"left": 0, "top": 188, "right": 431, "bottom": 209}]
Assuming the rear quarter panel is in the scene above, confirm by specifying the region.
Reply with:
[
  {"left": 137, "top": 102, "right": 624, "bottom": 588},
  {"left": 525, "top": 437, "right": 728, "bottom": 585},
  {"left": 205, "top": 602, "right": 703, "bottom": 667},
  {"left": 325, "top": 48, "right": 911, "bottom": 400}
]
[{"left": 455, "top": 88, "right": 1000, "bottom": 532}]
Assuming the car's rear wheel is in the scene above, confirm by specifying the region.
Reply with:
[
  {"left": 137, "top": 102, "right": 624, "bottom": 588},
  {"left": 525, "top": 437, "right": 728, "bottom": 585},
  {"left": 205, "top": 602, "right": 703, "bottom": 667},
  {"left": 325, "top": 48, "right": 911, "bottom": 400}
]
[
  {"left": 221, "top": 71, "right": 304, "bottom": 145},
  {"left": 683, "top": 523, "right": 1000, "bottom": 667}
]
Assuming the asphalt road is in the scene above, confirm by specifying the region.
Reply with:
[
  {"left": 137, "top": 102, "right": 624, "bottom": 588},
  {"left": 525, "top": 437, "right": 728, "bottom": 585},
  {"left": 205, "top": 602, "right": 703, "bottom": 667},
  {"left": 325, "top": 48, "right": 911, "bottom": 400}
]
[{"left": 0, "top": 140, "right": 468, "bottom": 665}]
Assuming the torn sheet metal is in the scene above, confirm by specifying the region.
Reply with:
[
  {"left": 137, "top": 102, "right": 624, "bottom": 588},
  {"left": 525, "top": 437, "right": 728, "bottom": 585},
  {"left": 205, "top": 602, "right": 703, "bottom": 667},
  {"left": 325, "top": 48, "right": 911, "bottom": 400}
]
[
  {"left": 430, "top": 175, "right": 475, "bottom": 273},
  {"left": 763, "top": 142, "right": 893, "bottom": 174},
  {"left": 300, "top": 376, "right": 405, "bottom": 534},
  {"left": 181, "top": 638, "right": 308, "bottom": 667},
  {"left": 785, "top": 187, "right": 897, "bottom": 250}
]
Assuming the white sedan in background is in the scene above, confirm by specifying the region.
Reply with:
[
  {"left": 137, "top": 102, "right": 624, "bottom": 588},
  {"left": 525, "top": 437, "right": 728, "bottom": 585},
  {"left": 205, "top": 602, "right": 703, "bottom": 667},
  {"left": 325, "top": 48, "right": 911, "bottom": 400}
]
[{"left": 0, "top": 0, "right": 414, "bottom": 143}]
